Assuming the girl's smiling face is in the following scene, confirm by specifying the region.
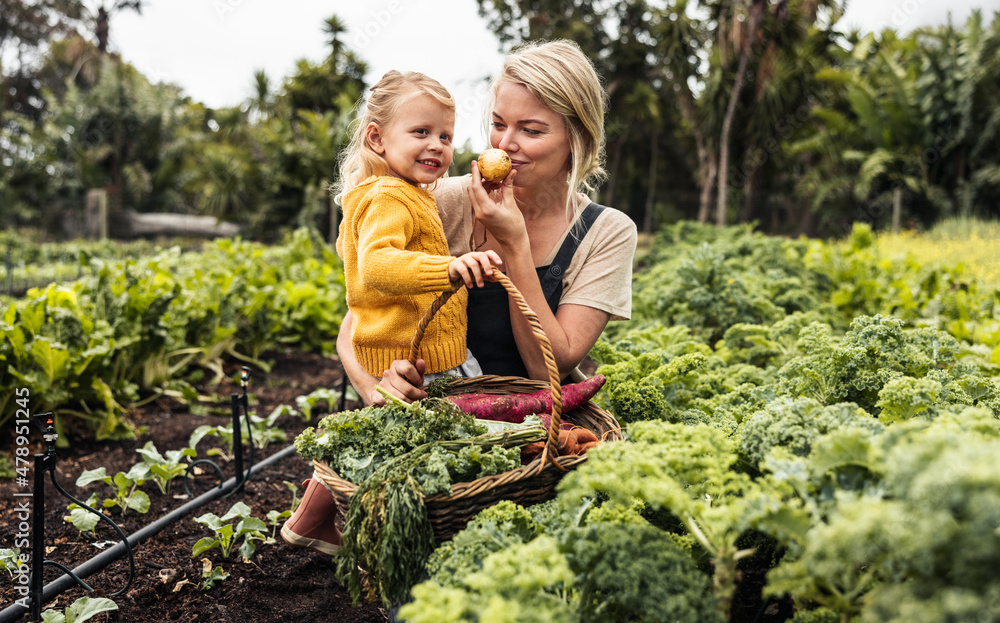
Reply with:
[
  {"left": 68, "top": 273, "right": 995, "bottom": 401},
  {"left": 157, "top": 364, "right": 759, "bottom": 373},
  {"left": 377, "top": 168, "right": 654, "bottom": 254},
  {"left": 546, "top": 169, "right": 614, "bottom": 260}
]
[
  {"left": 489, "top": 81, "right": 571, "bottom": 190},
  {"left": 367, "top": 92, "right": 454, "bottom": 186}
]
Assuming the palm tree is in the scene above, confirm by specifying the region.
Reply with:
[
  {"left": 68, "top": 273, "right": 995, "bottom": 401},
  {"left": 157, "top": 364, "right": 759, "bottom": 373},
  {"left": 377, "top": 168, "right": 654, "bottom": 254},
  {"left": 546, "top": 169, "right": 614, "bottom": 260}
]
[
  {"left": 913, "top": 10, "right": 1000, "bottom": 217},
  {"left": 601, "top": 0, "right": 662, "bottom": 212},
  {"left": 92, "top": 1, "right": 144, "bottom": 56},
  {"left": 246, "top": 69, "right": 274, "bottom": 122},
  {"left": 737, "top": 0, "right": 842, "bottom": 229},
  {"left": 792, "top": 31, "right": 948, "bottom": 231},
  {"left": 650, "top": 0, "right": 719, "bottom": 223},
  {"left": 475, "top": 0, "right": 671, "bottom": 221},
  {"left": 323, "top": 15, "right": 347, "bottom": 64},
  {"left": 714, "top": 0, "right": 769, "bottom": 225}
]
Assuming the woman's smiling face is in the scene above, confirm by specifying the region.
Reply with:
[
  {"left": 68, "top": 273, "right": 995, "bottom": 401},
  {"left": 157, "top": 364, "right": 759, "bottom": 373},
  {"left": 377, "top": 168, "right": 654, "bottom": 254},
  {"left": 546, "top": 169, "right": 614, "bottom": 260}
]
[
  {"left": 489, "top": 81, "right": 571, "bottom": 190},
  {"left": 368, "top": 92, "right": 454, "bottom": 186}
]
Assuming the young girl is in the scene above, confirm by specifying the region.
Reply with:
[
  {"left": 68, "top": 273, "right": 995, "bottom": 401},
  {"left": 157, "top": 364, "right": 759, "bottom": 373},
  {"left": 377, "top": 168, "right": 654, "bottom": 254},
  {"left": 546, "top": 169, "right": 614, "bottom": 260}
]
[{"left": 334, "top": 70, "right": 500, "bottom": 380}]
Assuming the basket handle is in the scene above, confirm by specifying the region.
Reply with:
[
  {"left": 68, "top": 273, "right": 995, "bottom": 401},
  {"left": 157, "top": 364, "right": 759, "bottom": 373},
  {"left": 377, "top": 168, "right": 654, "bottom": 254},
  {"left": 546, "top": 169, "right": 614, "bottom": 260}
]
[{"left": 408, "top": 272, "right": 565, "bottom": 472}]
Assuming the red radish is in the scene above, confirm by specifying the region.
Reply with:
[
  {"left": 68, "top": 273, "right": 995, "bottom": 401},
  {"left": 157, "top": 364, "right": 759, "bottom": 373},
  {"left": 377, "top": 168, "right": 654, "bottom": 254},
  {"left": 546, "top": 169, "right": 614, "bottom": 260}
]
[{"left": 446, "top": 374, "right": 606, "bottom": 422}]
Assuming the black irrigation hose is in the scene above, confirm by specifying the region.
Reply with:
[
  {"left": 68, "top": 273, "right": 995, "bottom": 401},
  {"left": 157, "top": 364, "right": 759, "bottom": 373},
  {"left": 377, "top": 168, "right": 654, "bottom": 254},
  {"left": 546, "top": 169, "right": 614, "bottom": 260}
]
[
  {"left": 45, "top": 470, "right": 136, "bottom": 596},
  {"left": 224, "top": 387, "right": 255, "bottom": 499},
  {"left": 0, "top": 443, "right": 299, "bottom": 623},
  {"left": 181, "top": 458, "right": 226, "bottom": 498},
  {"left": 180, "top": 389, "right": 256, "bottom": 500}
]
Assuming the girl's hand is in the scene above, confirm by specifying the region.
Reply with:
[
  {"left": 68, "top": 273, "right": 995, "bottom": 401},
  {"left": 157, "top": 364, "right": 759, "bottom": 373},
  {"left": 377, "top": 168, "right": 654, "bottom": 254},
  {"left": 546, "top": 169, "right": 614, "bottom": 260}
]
[
  {"left": 448, "top": 250, "right": 502, "bottom": 288},
  {"left": 372, "top": 359, "right": 427, "bottom": 405},
  {"left": 469, "top": 161, "right": 524, "bottom": 248}
]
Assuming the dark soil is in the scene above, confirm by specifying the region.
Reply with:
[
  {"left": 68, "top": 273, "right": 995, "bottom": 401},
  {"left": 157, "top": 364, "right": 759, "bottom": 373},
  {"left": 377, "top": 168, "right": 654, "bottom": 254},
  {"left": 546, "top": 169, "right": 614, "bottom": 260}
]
[{"left": 0, "top": 349, "right": 386, "bottom": 623}]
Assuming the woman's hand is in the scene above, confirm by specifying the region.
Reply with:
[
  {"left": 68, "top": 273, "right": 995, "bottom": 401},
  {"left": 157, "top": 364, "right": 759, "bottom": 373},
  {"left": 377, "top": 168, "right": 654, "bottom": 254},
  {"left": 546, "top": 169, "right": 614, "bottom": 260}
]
[
  {"left": 372, "top": 359, "right": 428, "bottom": 405},
  {"left": 468, "top": 161, "right": 525, "bottom": 249}
]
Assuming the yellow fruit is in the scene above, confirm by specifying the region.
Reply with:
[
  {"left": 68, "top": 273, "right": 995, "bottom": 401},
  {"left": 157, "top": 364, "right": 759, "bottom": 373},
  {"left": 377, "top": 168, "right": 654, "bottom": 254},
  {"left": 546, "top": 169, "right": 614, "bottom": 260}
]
[{"left": 477, "top": 149, "right": 512, "bottom": 183}]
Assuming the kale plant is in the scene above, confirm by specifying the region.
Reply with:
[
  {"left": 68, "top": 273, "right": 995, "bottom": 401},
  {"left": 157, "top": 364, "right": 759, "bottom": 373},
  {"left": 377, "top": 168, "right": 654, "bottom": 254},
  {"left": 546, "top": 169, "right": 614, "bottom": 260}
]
[
  {"left": 738, "top": 396, "right": 884, "bottom": 465},
  {"left": 334, "top": 427, "right": 538, "bottom": 608},
  {"left": 565, "top": 519, "right": 723, "bottom": 623},
  {"left": 767, "top": 407, "right": 1000, "bottom": 622},
  {"left": 293, "top": 396, "right": 484, "bottom": 483}
]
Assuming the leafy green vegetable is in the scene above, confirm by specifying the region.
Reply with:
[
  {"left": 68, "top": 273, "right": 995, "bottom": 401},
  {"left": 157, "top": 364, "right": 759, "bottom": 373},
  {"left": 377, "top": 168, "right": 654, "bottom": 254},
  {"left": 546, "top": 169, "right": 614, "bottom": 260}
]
[
  {"left": 565, "top": 519, "right": 723, "bottom": 623},
  {"left": 334, "top": 427, "right": 540, "bottom": 608},
  {"left": 293, "top": 397, "right": 484, "bottom": 483},
  {"left": 400, "top": 536, "right": 576, "bottom": 623},
  {"left": 738, "top": 397, "right": 884, "bottom": 465},
  {"left": 198, "top": 562, "right": 229, "bottom": 591},
  {"left": 409, "top": 497, "right": 721, "bottom": 623},
  {"left": 192, "top": 501, "right": 267, "bottom": 560},
  {"left": 767, "top": 407, "right": 1000, "bottom": 621},
  {"left": 63, "top": 493, "right": 102, "bottom": 536},
  {"left": 133, "top": 440, "right": 196, "bottom": 495},
  {"left": 74, "top": 465, "right": 150, "bottom": 516},
  {"left": 424, "top": 500, "right": 542, "bottom": 587},
  {"left": 558, "top": 420, "right": 809, "bottom": 619},
  {"left": 40, "top": 596, "right": 118, "bottom": 623},
  {"left": 0, "top": 228, "right": 346, "bottom": 442},
  {"left": 0, "top": 548, "right": 24, "bottom": 578}
]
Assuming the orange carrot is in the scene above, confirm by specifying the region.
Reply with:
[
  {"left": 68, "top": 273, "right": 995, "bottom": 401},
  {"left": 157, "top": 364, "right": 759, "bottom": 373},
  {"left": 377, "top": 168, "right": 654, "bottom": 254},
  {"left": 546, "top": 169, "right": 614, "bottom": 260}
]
[
  {"left": 573, "top": 428, "right": 598, "bottom": 444},
  {"left": 520, "top": 441, "right": 544, "bottom": 464},
  {"left": 558, "top": 429, "right": 580, "bottom": 456}
]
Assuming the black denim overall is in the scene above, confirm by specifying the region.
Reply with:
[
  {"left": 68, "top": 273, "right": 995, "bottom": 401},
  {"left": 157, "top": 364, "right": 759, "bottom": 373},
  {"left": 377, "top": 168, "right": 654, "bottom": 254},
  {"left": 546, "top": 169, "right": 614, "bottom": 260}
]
[{"left": 466, "top": 202, "right": 607, "bottom": 377}]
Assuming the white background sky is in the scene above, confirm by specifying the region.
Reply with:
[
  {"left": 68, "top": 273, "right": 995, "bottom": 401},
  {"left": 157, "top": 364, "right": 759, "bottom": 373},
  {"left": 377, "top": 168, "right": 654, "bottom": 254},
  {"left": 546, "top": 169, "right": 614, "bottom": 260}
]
[{"left": 111, "top": 0, "right": 996, "bottom": 147}]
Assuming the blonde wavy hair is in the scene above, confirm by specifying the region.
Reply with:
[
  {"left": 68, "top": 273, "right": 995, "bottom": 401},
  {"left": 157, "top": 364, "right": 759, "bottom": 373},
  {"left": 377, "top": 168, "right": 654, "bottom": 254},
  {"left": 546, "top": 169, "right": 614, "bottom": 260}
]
[
  {"left": 486, "top": 39, "right": 608, "bottom": 215},
  {"left": 333, "top": 71, "right": 455, "bottom": 205}
]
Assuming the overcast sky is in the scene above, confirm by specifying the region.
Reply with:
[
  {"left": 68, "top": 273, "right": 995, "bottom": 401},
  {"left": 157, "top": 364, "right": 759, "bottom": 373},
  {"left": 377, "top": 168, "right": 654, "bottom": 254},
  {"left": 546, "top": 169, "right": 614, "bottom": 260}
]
[{"left": 111, "top": 0, "right": 995, "bottom": 147}]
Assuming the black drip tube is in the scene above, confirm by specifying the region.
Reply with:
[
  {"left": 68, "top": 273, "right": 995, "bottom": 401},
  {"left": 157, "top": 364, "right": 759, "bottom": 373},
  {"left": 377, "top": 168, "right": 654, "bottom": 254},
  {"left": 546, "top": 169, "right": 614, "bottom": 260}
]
[{"left": 0, "top": 443, "right": 299, "bottom": 623}]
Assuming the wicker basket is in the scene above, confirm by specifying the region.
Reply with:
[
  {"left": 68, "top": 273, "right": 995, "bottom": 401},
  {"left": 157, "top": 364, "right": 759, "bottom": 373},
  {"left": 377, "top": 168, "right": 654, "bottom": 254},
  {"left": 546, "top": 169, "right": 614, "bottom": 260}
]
[{"left": 313, "top": 272, "right": 623, "bottom": 542}]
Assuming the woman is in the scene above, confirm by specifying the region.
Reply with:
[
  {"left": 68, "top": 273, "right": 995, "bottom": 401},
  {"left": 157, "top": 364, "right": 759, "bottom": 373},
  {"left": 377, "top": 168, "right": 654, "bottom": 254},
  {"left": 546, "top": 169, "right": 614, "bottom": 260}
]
[{"left": 282, "top": 39, "right": 637, "bottom": 556}]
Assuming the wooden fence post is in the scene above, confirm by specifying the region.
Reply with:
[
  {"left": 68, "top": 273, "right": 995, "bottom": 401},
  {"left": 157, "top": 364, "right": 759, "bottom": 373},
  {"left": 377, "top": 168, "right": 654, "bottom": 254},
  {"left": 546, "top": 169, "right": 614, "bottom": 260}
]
[{"left": 85, "top": 189, "right": 108, "bottom": 240}]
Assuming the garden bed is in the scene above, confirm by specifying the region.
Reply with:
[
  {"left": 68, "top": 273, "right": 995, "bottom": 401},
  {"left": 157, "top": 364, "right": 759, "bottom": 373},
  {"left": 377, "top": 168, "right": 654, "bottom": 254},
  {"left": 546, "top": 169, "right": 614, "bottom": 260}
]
[{"left": 0, "top": 349, "right": 386, "bottom": 623}]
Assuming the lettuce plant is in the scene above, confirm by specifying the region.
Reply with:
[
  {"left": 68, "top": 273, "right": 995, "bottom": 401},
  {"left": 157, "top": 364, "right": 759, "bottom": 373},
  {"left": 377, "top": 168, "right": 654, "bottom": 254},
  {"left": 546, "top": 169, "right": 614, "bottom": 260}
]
[
  {"left": 75, "top": 465, "right": 150, "bottom": 516},
  {"left": 192, "top": 501, "right": 267, "bottom": 560}
]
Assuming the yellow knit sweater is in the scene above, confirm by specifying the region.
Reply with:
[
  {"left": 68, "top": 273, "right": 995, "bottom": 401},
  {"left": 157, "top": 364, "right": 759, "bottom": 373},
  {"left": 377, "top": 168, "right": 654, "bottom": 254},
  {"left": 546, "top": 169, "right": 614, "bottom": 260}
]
[{"left": 337, "top": 176, "right": 468, "bottom": 376}]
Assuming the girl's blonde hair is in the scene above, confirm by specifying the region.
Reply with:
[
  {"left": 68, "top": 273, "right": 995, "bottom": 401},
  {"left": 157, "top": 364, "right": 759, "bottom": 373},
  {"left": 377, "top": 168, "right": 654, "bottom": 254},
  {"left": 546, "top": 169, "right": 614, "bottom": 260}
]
[
  {"left": 486, "top": 40, "right": 608, "bottom": 214},
  {"left": 334, "top": 70, "right": 455, "bottom": 205}
]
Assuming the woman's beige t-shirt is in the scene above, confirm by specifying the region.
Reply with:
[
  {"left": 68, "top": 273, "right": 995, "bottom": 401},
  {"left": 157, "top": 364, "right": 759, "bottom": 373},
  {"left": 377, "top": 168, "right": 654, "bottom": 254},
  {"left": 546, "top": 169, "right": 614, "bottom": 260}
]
[{"left": 433, "top": 176, "right": 636, "bottom": 321}]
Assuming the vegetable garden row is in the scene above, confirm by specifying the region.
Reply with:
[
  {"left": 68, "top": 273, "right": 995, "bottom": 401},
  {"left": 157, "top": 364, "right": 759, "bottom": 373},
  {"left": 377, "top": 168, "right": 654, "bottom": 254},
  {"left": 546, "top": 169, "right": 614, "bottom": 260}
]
[
  {"left": 3, "top": 220, "right": 1000, "bottom": 622},
  {"left": 0, "top": 228, "right": 346, "bottom": 443}
]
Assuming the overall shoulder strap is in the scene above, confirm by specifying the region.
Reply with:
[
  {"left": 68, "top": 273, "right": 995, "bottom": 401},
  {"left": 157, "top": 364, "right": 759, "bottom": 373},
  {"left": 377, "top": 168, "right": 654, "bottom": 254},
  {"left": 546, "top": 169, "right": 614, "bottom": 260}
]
[
  {"left": 551, "top": 203, "right": 606, "bottom": 270},
  {"left": 539, "top": 203, "right": 607, "bottom": 305}
]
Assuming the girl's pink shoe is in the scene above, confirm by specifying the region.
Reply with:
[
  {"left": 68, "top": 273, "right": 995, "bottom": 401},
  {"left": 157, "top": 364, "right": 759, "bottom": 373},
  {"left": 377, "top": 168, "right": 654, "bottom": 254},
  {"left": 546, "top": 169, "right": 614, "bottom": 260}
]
[{"left": 280, "top": 478, "right": 342, "bottom": 555}]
